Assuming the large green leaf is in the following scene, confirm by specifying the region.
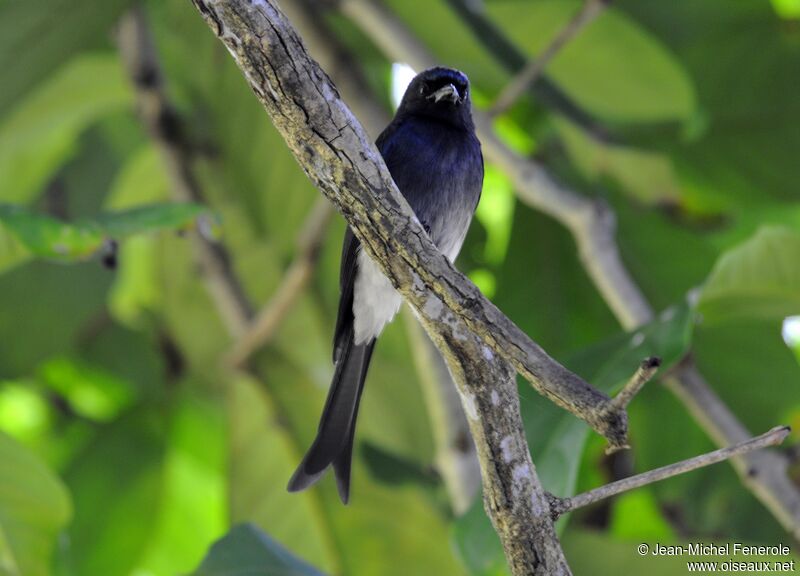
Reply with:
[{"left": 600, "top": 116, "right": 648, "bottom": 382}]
[
  {"left": 191, "top": 524, "right": 326, "bottom": 576},
  {"left": 621, "top": 0, "right": 800, "bottom": 207},
  {"left": 146, "top": 0, "right": 320, "bottom": 255},
  {"left": 0, "top": 261, "right": 111, "bottom": 378},
  {"left": 555, "top": 118, "right": 682, "bottom": 206},
  {"left": 228, "top": 375, "right": 332, "bottom": 569},
  {"left": 489, "top": 0, "right": 695, "bottom": 123},
  {"left": 0, "top": 203, "right": 214, "bottom": 264},
  {"left": 57, "top": 411, "right": 165, "bottom": 576},
  {"left": 0, "top": 432, "right": 72, "bottom": 576},
  {"left": 0, "top": 55, "right": 132, "bottom": 204},
  {"left": 135, "top": 391, "right": 226, "bottom": 575},
  {"left": 698, "top": 227, "right": 800, "bottom": 323},
  {"left": 0, "top": 0, "right": 133, "bottom": 117}
]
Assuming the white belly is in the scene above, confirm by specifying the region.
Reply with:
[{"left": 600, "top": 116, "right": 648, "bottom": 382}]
[
  {"left": 353, "top": 250, "right": 402, "bottom": 344},
  {"left": 351, "top": 232, "right": 467, "bottom": 345}
]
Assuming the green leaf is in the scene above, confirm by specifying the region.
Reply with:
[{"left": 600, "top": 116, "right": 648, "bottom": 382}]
[
  {"left": 624, "top": 1, "right": 800, "bottom": 207},
  {"left": 191, "top": 523, "right": 326, "bottom": 576},
  {"left": 609, "top": 490, "right": 676, "bottom": 541},
  {"left": 698, "top": 227, "right": 800, "bottom": 323},
  {"left": 0, "top": 0, "right": 133, "bottom": 117},
  {"left": 772, "top": 0, "right": 800, "bottom": 19},
  {"left": 0, "top": 203, "right": 214, "bottom": 263},
  {"left": 58, "top": 411, "right": 165, "bottom": 576},
  {"left": 474, "top": 166, "right": 515, "bottom": 266},
  {"left": 489, "top": 0, "right": 696, "bottom": 123},
  {"left": 0, "top": 54, "right": 132, "bottom": 204},
  {"left": 555, "top": 118, "right": 682, "bottom": 206},
  {"left": 228, "top": 374, "right": 332, "bottom": 569},
  {"left": 0, "top": 205, "right": 104, "bottom": 261},
  {"left": 0, "top": 431, "right": 72, "bottom": 576},
  {"left": 134, "top": 391, "right": 226, "bottom": 575},
  {"left": 104, "top": 145, "right": 169, "bottom": 211},
  {"left": 37, "top": 356, "right": 136, "bottom": 422},
  {"left": 0, "top": 261, "right": 111, "bottom": 378}
]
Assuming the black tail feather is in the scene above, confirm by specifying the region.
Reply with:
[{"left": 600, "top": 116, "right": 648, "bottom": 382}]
[{"left": 287, "top": 328, "right": 375, "bottom": 503}]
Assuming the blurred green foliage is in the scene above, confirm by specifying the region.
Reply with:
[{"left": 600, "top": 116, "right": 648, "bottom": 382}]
[{"left": 0, "top": 1, "right": 798, "bottom": 575}]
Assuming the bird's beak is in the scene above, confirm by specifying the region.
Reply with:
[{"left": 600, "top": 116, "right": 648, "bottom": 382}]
[{"left": 429, "top": 83, "right": 460, "bottom": 104}]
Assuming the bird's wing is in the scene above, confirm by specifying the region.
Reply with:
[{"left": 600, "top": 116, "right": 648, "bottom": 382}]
[
  {"left": 332, "top": 120, "right": 403, "bottom": 361},
  {"left": 333, "top": 227, "right": 359, "bottom": 362}
]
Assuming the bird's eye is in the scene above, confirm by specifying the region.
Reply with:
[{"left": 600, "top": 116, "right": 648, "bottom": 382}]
[{"left": 418, "top": 82, "right": 428, "bottom": 95}]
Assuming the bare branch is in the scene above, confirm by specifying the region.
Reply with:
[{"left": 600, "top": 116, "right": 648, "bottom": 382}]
[
  {"left": 338, "top": 0, "right": 800, "bottom": 538},
  {"left": 227, "top": 198, "right": 333, "bottom": 367},
  {"left": 117, "top": 7, "right": 254, "bottom": 337},
  {"left": 490, "top": 0, "right": 610, "bottom": 116},
  {"left": 549, "top": 426, "right": 791, "bottom": 518}
]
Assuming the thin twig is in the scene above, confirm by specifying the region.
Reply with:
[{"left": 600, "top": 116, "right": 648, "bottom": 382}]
[
  {"left": 550, "top": 426, "right": 791, "bottom": 518},
  {"left": 226, "top": 197, "right": 333, "bottom": 367},
  {"left": 609, "top": 356, "right": 660, "bottom": 413},
  {"left": 490, "top": 0, "right": 610, "bottom": 116},
  {"left": 338, "top": 0, "right": 800, "bottom": 538},
  {"left": 117, "top": 7, "right": 254, "bottom": 337}
]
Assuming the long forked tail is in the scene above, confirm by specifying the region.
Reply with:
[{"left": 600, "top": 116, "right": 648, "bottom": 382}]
[{"left": 287, "top": 328, "right": 375, "bottom": 503}]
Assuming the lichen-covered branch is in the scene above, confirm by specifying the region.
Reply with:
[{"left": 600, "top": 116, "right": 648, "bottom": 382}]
[{"left": 338, "top": 0, "right": 800, "bottom": 538}]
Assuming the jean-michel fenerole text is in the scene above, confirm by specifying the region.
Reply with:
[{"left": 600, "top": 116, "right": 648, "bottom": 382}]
[{"left": 650, "top": 543, "right": 791, "bottom": 557}]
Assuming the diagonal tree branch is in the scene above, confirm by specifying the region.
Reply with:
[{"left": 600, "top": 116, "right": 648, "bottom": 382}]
[{"left": 337, "top": 0, "right": 800, "bottom": 538}]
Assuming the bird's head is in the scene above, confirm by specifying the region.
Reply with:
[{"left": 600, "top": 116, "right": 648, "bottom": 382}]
[{"left": 397, "top": 67, "right": 473, "bottom": 129}]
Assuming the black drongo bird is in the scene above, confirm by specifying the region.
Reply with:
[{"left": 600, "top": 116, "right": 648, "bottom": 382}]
[{"left": 287, "top": 67, "right": 483, "bottom": 503}]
